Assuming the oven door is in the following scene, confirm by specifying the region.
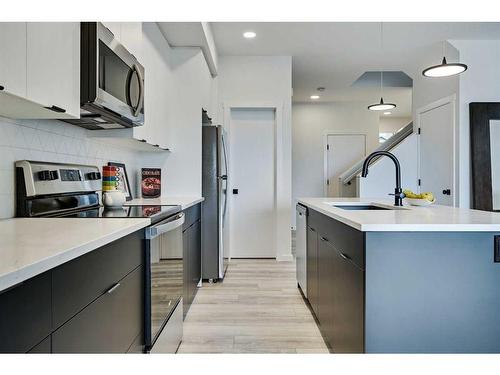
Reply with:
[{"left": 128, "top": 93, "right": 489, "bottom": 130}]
[
  {"left": 94, "top": 23, "right": 144, "bottom": 125},
  {"left": 144, "top": 212, "right": 184, "bottom": 351}
]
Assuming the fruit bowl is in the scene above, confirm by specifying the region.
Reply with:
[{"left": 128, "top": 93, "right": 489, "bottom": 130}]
[{"left": 404, "top": 197, "right": 436, "bottom": 206}]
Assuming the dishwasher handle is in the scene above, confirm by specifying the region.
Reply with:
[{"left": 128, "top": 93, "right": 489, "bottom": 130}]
[{"left": 145, "top": 213, "right": 185, "bottom": 239}]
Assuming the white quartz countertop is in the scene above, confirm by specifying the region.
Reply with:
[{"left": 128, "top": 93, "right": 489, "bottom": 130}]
[
  {"left": 0, "top": 217, "right": 150, "bottom": 292},
  {"left": 298, "top": 197, "right": 500, "bottom": 232},
  {"left": 126, "top": 196, "right": 204, "bottom": 210}
]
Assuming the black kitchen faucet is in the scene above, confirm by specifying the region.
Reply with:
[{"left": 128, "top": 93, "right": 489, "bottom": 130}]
[{"left": 361, "top": 151, "right": 404, "bottom": 207}]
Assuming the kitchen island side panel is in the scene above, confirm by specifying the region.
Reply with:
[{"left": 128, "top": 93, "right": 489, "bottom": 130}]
[{"left": 365, "top": 231, "right": 500, "bottom": 353}]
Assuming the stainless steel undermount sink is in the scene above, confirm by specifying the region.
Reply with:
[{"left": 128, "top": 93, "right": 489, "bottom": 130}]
[
  {"left": 324, "top": 202, "right": 409, "bottom": 211},
  {"left": 333, "top": 204, "right": 391, "bottom": 210}
]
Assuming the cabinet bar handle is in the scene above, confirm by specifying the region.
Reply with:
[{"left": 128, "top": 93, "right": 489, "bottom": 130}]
[
  {"left": 45, "top": 105, "right": 66, "bottom": 113},
  {"left": 339, "top": 252, "right": 351, "bottom": 261},
  {"left": 106, "top": 282, "right": 121, "bottom": 294}
]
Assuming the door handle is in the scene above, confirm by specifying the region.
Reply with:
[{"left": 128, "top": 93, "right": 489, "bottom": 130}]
[
  {"left": 106, "top": 282, "right": 121, "bottom": 294},
  {"left": 339, "top": 252, "right": 351, "bottom": 261},
  {"left": 45, "top": 105, "right": 66, "bottom": 113},
  {"left": 442, "top": 189, "right": 451, "bottom": 195},
  {"left": 232, "top": 189, "right": 239, "bottom": 195},
  {"left": 320, "top": 236, "right": 328, "bottom": 242}
]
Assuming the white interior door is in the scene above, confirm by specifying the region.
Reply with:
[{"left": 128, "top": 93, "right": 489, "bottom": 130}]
[
  {"left": 229, "top": 108, "right": 276, "bottom": 258},
  {"left": 326, "top": 134, "right": 366, "bottom": 197},
  {"left": 419, "top": 101, "right": 454, "bottom": 206}
]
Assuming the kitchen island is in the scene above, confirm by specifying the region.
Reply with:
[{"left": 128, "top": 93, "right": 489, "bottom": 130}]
[{"left": 298, "top": 198, "right": 500, "bottom": 353}]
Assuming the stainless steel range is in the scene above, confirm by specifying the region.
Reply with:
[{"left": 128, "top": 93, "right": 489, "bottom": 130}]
[{"left": 15, "top": 160, "right": 184, "bottom": 353}]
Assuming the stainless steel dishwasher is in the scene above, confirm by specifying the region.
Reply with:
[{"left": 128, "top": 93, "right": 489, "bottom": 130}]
[{"left": 296, "top": 204, "right": 307, "bottom": 297}]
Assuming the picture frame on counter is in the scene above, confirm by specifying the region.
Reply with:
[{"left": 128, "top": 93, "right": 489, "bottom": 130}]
[{"left": 107, "top": 162, "right": 132, "bottom": 201}]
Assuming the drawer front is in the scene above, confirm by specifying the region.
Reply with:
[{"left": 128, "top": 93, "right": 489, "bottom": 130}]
[
  {"left": 52, "top": 231, "right": 144, "bottom": 328},
  {"left": 52, "top": 265, "right": 144, "bottom": 353},
  {"left": 0, "top": 272, "right": 52, "bottom": 353},
  {"left": 310, "top": 209, "right": 365, "bottom": 269},
  {"left": 183, "top": 203, "right": 201, "bottom": 231}
]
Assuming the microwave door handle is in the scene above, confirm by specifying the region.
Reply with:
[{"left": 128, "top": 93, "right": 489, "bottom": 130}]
[
  {"left": 146, "top": 213, "right": 185, "bottom": 239},
  {"left": 132, "top": 64, "right": 144, "bottom": 117}
]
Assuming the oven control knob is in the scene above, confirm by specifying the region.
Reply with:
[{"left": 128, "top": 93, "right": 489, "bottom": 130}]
[
  {"left": 38, "top": 170, "right": 59, "bottom": 181},
  {"left": 86, "top": 171, "right": 101, "bottom": 180}
]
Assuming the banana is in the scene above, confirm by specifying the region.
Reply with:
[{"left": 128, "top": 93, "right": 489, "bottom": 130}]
[{"left": 403, "top": 189, "right": 434, "bottom": 201}]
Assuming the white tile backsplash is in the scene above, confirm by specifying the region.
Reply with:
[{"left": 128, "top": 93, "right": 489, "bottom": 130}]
[{"left": 0, "top": 116, "right": 145, "bottom": 219}]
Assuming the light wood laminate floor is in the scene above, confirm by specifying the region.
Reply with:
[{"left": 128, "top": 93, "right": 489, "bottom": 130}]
[{"left": 178, "top": 259, "right": 329, "bottom": 353}]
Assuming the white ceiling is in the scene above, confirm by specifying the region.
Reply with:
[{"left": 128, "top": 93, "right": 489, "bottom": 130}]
[{"left": 210, "top": 22, "right": 500, "bottom": 116}]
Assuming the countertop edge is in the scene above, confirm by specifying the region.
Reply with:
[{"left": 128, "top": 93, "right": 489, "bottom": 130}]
[
  {"left": 126, "top": 197, "right": 204, "bottom": 210},
  {"left": 298, "top": 198, "right": 500, "bottom": 232},
  {"left": 0, "top": 218, "right": 150, "bottom": 292}
]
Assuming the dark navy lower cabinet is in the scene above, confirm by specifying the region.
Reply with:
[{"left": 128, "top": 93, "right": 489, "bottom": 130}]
[
  {"left": 0, "top": 272, "right": 52, "bottom": 353},
  {"left": 306, "top": 208, "right": 365, "bottom": 353},
  {"left": 183, "top": 203, "right": 202, "bottom": 318},
  {"left": 0, "top": 230, "right": 145, "bottom": 353}
]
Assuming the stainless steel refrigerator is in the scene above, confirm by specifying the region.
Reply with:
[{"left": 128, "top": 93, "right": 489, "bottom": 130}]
[{"left": 202, "top": 125, "right": 229, "bottom": 281}]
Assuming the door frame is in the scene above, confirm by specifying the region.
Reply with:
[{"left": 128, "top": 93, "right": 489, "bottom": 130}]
[
  {"left": 416, "top": 94, "right": 457, "bottom": 206},
  {"left": 323, "top": 132, "right": 367, "bottom": 197},
  {"left": 222, "top": 101, "right": 287, "bottom": 260}
]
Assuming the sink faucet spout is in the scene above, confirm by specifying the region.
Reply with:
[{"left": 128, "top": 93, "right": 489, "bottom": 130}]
[{"left": 361, "top": 151, "right": 403, "bottom": 206}]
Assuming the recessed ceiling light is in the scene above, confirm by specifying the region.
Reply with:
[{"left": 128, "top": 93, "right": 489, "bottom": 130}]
[
  {"left": 384, "top": 112, "right": 392, "bottom": 115},
  {"left": 243, "top": 31, "right": 256, "bottom": 39},
  {"left": 310, "top": 95, "right": 320, "bottom": 100}
]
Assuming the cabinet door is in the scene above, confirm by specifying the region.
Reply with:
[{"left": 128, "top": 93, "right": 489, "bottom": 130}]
[
  {"left": 26, "top": 22, "right": 80, "bottom": 118},
  {"left": 182, "top": 227, "right": 190, "bottom": 318},
  {"left": 331, "top": 250, "right": 364, "bottom": 353},
  {"left": 190, "top": 220, "right": 201, "bottom": 296},
  {"left": 101, "top": 22, "right": 122, "bottom": 41},
  {"left": 120, "top": 22, "right": 142, "bottom": 59},
  {"left": 52, "top": 266, "right": 144, "bottom": 353},
  {"left": 0, "top": 272, "right": 52, "bottom": 353},
  {"left": 27, "top": 335, "right": 51, "bottom": 353},
  {"left": 0, "top": 22, "right": 27, "bottom": 98},
  {"left": 318, "top": 236, "right": 335, "bottom": 345},
  {"left": 306, "top": 226, "right": 319, "bottom": 317}
]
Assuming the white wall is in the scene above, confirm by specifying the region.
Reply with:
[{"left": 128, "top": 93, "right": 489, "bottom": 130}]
[
  {"left": 139, "top": 22, "right": 216, "bottom": 197},
  {"left": 379, "top": 116, "right": 412, "bottom": 134},
  {"left": 405, "top": 41, "right": 461, "bottom": 206},
  {"left": 0, "top": 116, "right": 142, "bottom": 218},
  {"left": 217, "top": 56, "right": 292, "bottom": 261},
  {"left": 450, "top": 40, "right": 500, "bottom": 209},
  {"left": 0, "top": 22, "right": 218, "bottom": 219},
  {"left": 292, "top": 101, "right": 380, "bottom": 225},
  {"left": 358, "top": 134, "right": 419, "bottom": 198}
]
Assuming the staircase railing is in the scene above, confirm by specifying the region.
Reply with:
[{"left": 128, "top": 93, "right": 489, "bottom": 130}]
[{"left": 339, "top": 122, "right": 414, "bottom": 185}]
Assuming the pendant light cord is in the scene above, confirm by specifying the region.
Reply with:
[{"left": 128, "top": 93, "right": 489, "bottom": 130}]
[{"left": 380, "top": 22, "right": 384, "bottom": 99}]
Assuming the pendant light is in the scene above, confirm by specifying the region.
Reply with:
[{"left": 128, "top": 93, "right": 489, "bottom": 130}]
[
  {"left": 368, "top": 23, "right": 397, "bottom": 111},
  {"left": 422, "top": 41, "right": 467, "bottom": 78}
]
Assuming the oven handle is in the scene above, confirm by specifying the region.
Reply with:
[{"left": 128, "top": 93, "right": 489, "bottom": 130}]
[{"left": 145, "top": 213, "right": 185, "bottom": 239}]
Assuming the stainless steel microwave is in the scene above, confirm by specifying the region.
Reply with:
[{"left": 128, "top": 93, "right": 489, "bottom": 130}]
[{"left": 65, "top": 22, "right": 145, "bottom": 130}]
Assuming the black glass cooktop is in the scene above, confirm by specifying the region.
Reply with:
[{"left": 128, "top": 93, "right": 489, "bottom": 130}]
[{"left": 57, "top": 205, "right": 181, "bottom": 224}]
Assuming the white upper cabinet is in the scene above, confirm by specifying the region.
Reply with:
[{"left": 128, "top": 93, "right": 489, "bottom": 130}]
[
  {"left": 120, "top": 23, "right": 143, "bottom": 59},
  {"left": 101, "top": 22, "right": 122, "bottom": 40},
  {"left": 26, "top": 23, "right": 80, "bottom": 118},
  {"left": 0, "top": 23, "right": 27, "bottom": 98},
  {"left": 0, "top": 22, "right": 80, "bottom": 120},
  {"left": 102, "top": 22, "right": 142, "bottom": 59}
]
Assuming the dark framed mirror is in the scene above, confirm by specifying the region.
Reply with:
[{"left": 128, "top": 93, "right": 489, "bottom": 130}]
[{"left": 470, "top": 102, "right": 500, "bottom": 211}]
